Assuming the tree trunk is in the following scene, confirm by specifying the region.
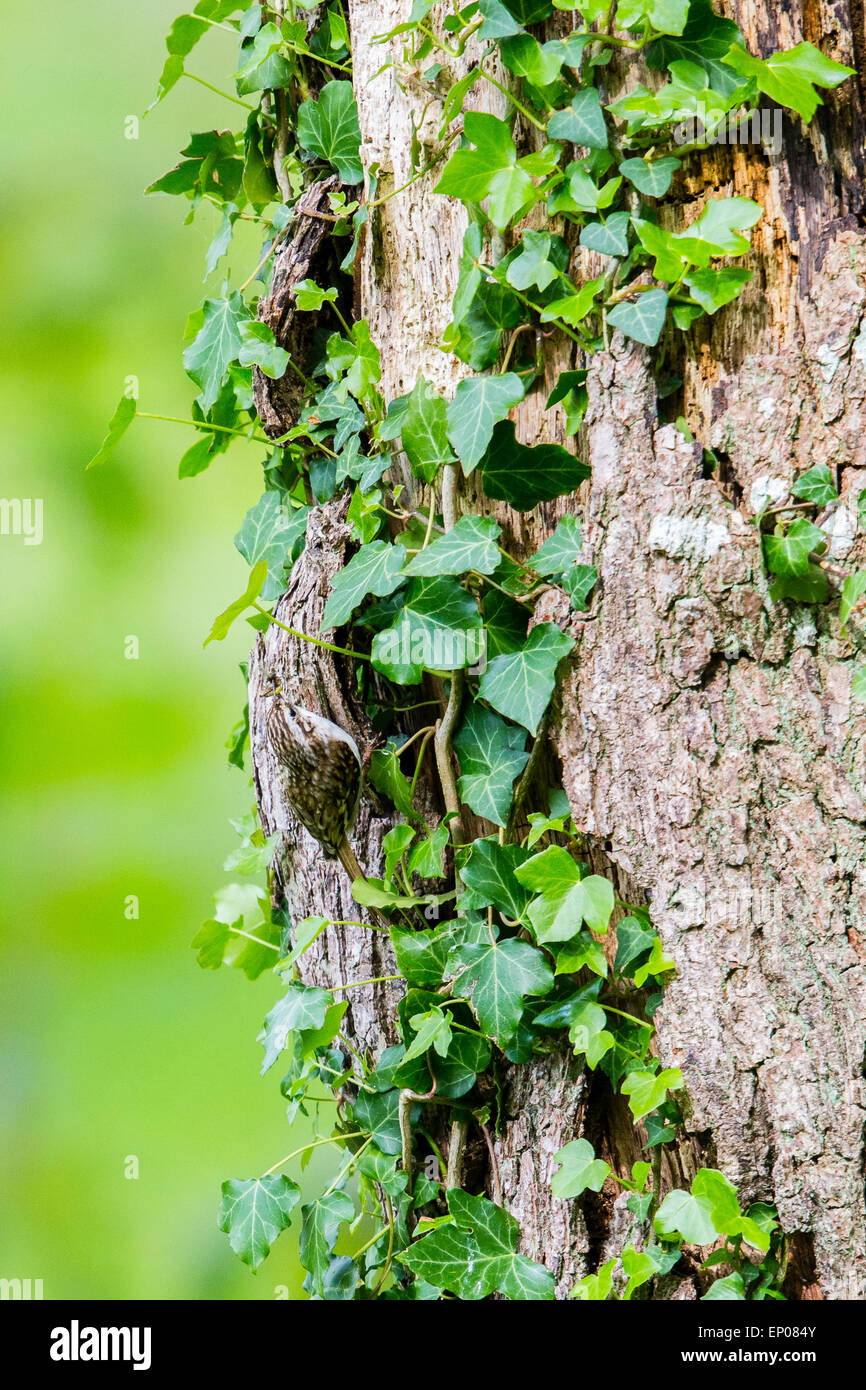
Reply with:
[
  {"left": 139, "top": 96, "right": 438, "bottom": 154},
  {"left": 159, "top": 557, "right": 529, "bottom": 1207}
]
[{"left": 249, "top": 0, "right": 866, "bottom": 1298}]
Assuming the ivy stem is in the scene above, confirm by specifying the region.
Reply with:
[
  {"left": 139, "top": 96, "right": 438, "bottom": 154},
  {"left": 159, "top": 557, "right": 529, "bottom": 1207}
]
[
  {"left": 331, "top": 974, "right": 403, "bottom": 992},
  {"left": 500, "top": 322, "right": 534, "bottom": 373},
  {"left": 367, "top": 134, "right": 459, "bottom": 209},
  {"left": 322, "top": 1134, "right": 375, "bottom": 1198},
  {"left": 400, "top": 1069, "right": 439, "bottom": 1205},
  {"left": 480, "top": 1123, "right": 503, "bottom": 1206},
  {"left": 605, "top": 281, "right": 659, "bottom": 307},
  {"left": 336, "top": 1032, "right": 370, "bottom": 1076},
  {"left": 601, "top": 1003, "right": 652, "bottom": 1030},
  {"left": 238, "top": 225, "right": 291, "bottom": 293},
  {"left": 397, "top": 723, "right": 437, "bottom": 757},
  {"left": 445, "top": 1118, "right": 468, "bottom": 1191},
  {"left": 410, "top": 727, "right": 437, "bottom": 795},
  {"left": 254, "top": 603, "right": 372, "bottom": 662},
  {"left": 478, "top": 65, "right": 547, "bottom": 131},
  {"left": 647, "top": 1146, "right": 663, "bottom": 1245},
  {"left": 135, "top": 411, "right": 270, "bottom": 445},
  {"left": 261, "top": 1131, "right": 366, "bottom": 1177},
  {"left": 370, "top": 1195, "right": 395, "bottom": 1297},
  {"left": 506, "top": 708, "right": 551, "bottom": 842},
  {"left": 496, "top": 275, "right": 595, "bottom": 351},
  {"left": 434, "top": 462, "right": 466, "bottom": 866},
  {"left": 226, "top": 923, "right": 279, "bottom": 951},
  {"left": 183, "top": 72, "right": 254, "bottom": 109}
]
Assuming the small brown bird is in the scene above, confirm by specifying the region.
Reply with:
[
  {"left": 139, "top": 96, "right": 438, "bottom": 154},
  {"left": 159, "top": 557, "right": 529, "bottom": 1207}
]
[{"left": 266, "top": 693, "right": 387, "bottom": 923}]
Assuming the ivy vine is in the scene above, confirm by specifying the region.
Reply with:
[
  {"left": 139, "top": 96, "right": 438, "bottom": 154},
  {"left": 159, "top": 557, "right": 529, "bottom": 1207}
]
[{"left": 88, "top": 0, "right": 858, "bottom": 1300}]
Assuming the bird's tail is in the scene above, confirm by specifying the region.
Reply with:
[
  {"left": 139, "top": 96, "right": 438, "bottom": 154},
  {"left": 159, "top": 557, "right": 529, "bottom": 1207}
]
[{"left": 337, "top": 838, "right": 390, "bottom": 930}]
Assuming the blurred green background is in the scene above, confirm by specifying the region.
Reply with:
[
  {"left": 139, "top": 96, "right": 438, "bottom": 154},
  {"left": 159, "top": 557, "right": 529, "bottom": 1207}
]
[{"left": 0, "top": 0, "right": 327, "bottom": 1298}]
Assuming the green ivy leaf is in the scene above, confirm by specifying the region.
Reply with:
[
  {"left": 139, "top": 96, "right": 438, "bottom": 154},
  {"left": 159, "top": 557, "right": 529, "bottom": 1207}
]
[
  {"left": 763, "top": 518, "right": 826, "bottom": 577},
  {"left": 840, "top": 570, "right": 866, "bottom": 634},
  {"left": 383, "top": 823, "right": 416, "bottom": 885},
  {"left": 579, "top": 211, "right": 631, "bottom": 257},
  {"left": 551, "top": 1138, "right": 611, "bottom": 1198},
  {"left": 502, "top": 0, "right": 554, "bottom": 22},
  {"left": 322, "top": 539, "right": 407, "bottom": 629},
  {"left": 479, "top": 420, "right": 589, "bottom": 511},
  {"left": 621, "top": 1243, "right": 679, "bottom": 1299},
  {"left": 294, "top": 278, "right": 340, "bottom": 312},
  {"left": 369, "top": 741, "right": 420, "bottom": 820},
  {"left": 350, "top": 1088, "right": 404, "bottom": 1154},
  {"left": 723, "top": 42, "right": 854, "bottom": 123},
  {"left": 477, "top": 0, "right": 524, "bottom": 40},
  {"left": 607, "top": 289, "right": 669, "bottom": 347},
  {"left": 633, "top": 218, "right": 690, "bottom": 282},
  {"left": 561, "top": 565, "right": 598, "bottom": 611},
  {"left": 183, "top": 291, "right": 247, "bottom": 410},
  {"left": 646, "top": 0, "right": 746, "bottom": 95},
  {"left": 702, "top": 1271, "right": 746, "bottom": 1300},
  {"left": 791, "top": 463, "right": 837, "bottom": 507},
  {"left": 297, "top": 80, "right": 363, "bottom": 183},
  {"left": 852, "top": 667, "right": 866, "bottom": 702},
  {"left": 235, "top": 22, "right": 294, "bottom": 94},
  {"left": 671, "top": 197, "right": 762, "bottom": 266},
  {"left": 516, "top": 846, "right": 614, "bottom": 942},
  {"left": 454, "top": 704, "right": 529, "bottom": 827},
  {"left": 501, "top": 34, "right": 568, "bottom": 87},
  {"left": 768, "top": 563, "right": 829, "bottom": 606},
  {"left": 448, "top": 937, "right": 553, "bottom": 1045},
  {"left": 460, "top": 839, "right": 533, "bottom": 918},
  {"left": 655, "top": 1186, "right": 717, "bottom": 1246},
  {"left": 401, "top": 377, "right": 457, "bottom": 482},
  {"left": 85, "top": 395, "right": 136, "bottom": 470},
  {"left": 479, "top": 622, "right": 575, "bottom": 734},
  {"left": 300, "top": 1191, "right": 356, "bottom": 1297},
  {"left": 372, "top": 577, "right": 483, "bottom": 683},
  {"left": 218, "top": 1175, "right": 300, "bottom": 1270},
  {"left": 259, "top": 983, "right": 334, "bottom": 1073},
  {"left": 403, "top": 1006, "right": 453, "bottom": 1063},
  {"left": 390, "top": 925, "right": 452, "bottom": 988},
  {"left": 234, "top": 492, "right": 309, "bottom": 600},
  {"left": 405, "top": 516, "right": 501, "bottom": 578},
  {"left": 618, "top": 0, "right": 688, "bottom": 33},
  {"left": 408, "top": 820, "right": 451, "bottom": 879},
  {"left": 530, "top": 516, "right": 583, "bottom": 576},
  {"left": 547, "top": 87, "right": 609, "bottom": 149},
  {"left": 685, "top": 267, "right": 752, "bottom": 314},
  {"left": 446, "top": 373, "right": 525, "bottom": 474},
  {"left": 504, "top": 231, "right": 569, "bottom": 292},
  {"left": 204, "top": 559, "right": 268, "bottom": 645},
  {"left": 619, "top": 155, "right": 681, "bottom": 197},
  {"left": 403, "top": 1190, "right": 555, "bottom": 1299},
  {"left": 692, "top": 1169, "right": 770, "bottom": 1252},
  {"left": 322, "top": 1256, "right": 359, "bottom": 1300},
  {"left": 548, "top": 164, "right": 622, "bottom": 215},
  {"left": 633, "top": 935, "right": 676, "bottom": 987},
  {"left": 621, "top": 1066, "right": 684, "bottom": 1121},
  {"left": 147, "top": 13, "right": 210, "bottom": 111},
  {"left": 435, "top": 112, "right": 536, "bottom": 230},
  {"left": 614, "top": 914, "right": 656, "bottom": 975},
  {"left": 540, "top": 274, "right": 605, "bottom": 329},
  {"left": 235, "top": 321, "right": 289, "bottom": 377},
  {"left": 571, "top": 1257, "right": 616, "bottom": 1301}
]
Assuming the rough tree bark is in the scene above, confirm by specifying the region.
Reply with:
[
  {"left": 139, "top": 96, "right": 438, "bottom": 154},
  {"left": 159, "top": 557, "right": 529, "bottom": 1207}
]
[{"left": 249, "top": 0, "right": 866, "bottom": 1298}]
